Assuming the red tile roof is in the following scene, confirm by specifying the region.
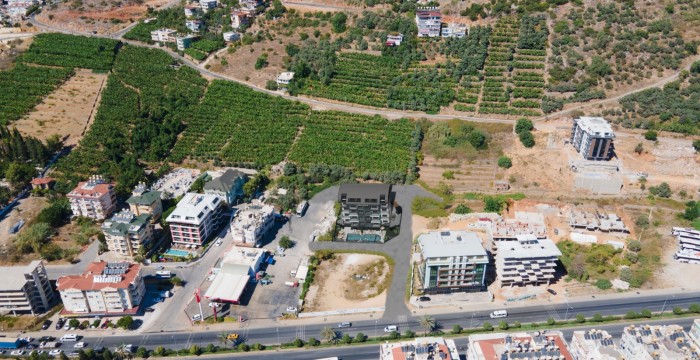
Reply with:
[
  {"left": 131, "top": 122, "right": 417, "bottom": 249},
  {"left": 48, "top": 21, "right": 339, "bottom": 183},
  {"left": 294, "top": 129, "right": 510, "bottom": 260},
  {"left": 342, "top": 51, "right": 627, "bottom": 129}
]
[
  {"left": 31, "top": 177, "right": 55, "bottom": 185},
  {"left": 57, "top": 262, "right": 141, "bottom": 291},
  {"left": 67, "top": 182, "right": 114, "bottom": 198}
]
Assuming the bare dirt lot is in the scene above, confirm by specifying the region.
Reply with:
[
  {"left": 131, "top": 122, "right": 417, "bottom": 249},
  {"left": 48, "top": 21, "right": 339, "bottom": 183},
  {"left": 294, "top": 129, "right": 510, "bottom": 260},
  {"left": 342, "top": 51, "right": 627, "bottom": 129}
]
[
  {"left": 304, "top": 253, "right": 390, "bottom": 312},
  {"left": 13, "top": 69, "right": 107, "bottom": 146},
  {"left": 0, "top": 37, "right": 32, "bottom": 71},
  {"left": 0, "top": 196, "right": 48, "bottom": 250}
]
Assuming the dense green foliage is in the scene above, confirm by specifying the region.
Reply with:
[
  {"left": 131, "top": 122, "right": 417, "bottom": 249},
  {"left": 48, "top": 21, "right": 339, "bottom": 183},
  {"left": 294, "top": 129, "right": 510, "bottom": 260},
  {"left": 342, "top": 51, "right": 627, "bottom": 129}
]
[
  {"left": 0, "top": 64, "right": 74, "bottom": 124},
  {"left": 18, "top": 33, "right": 119, "bottom": 71}
]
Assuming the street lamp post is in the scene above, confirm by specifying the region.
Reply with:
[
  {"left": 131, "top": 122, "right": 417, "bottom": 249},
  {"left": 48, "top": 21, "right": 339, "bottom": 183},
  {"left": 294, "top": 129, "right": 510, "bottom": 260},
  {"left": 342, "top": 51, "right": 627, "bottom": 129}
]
[
  {"left": 375, "top": 319, "right": 378, "bottom": 337},
  {"left": 172, "top": 336, "right": 178, "bottom": 357},
  {"left": 661, "top": 295, "right": 675, "bottom": 314}
]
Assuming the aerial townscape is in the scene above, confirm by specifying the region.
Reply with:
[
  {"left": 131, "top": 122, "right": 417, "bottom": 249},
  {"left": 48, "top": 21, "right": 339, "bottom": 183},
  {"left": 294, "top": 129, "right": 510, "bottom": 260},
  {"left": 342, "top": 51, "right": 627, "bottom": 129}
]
[{"left": 0, "top": 0, "right": 700, "bottom": 357}]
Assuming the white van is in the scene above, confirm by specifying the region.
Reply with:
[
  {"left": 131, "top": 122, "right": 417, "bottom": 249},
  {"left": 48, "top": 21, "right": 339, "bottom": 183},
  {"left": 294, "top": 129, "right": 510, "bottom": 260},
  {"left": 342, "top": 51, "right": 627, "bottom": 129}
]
[
  {"left": 61, "top": 334, "right": 79, "bottom": 342},
  {"left": 489, "top": 310, "right": 508, "bottom": 319},
  {"left": 384, "top": 325, "right": 398, "bottom": 333}
]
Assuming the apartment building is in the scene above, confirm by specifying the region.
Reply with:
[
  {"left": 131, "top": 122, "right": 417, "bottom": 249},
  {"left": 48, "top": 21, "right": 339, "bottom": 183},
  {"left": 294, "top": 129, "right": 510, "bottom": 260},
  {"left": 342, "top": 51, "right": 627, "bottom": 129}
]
[
  {"left": 57, "top": 262, "right": 145, "bottom": 315},
  {"left": 689, "top": 319, "right": 700, "bottom": 348},
  {"left": 417, "top": 231, "right": 488, "bottom": 294},
  {"left": 467, "top": 331, "right": 573, "bottom": 360},
  {"left": 0, "top": 261, "right": 55, "bottom": 316},
  {"left": 184, "top": 5, "right": 200, "bottom": 17},
  {"left": 416, "top": 9, "right": 442, "bottom": 38},
  {"left": 186, "top": 19, "right": 203, "bottom": 32},
  {"left": 67, "top": 175, "right": 117, "bottom": 220},
  {"left": 386, "top": 33, "right": 404, "bottom": 46},
  {"left": 150, "top": 28, "right": 177, "bottom": 42},
  {"left": 203, "top": 169, "right": 247, "bottom": 205},
  {"left": 101, "top": 210, "right": 153, "bottom": 258},
  {"left": 441, "top": 22, "right": 467, "bottom": 38},
  {"left": 338, "top": 183, "right": 394, "bottom": 230},
  {"left": 223, "top": 31, "right": 240, "bottom": 42},
  {"left": 570, "top": 116, "right": 615, "bottom": 161},
  {"left": 569, "top": 329, "right": 623, "bottom": 360},
  {"left": 496, "top": 234, "right": 561, "bottom": 287},
  {"left": 126, "top": 182, "right": 162, "bottom": 221},
  {"left": 276, "top": 72, "right": 295, "bottom": 87},
  {"left": 619, "top": 324, "right": 700, "bottom": 360},
  {"left": 380, "top": 337, "right": 460, "bottom": 360},
  {"left": 230, "top": 11, "right": 250, "bottom": 29},
  {"left": 230, "top": 200, "right": 274, "bottom": 247},
  {"left": 199, "top": 0, "right": 217, "bottom": 12},
  {"left": 176, "top": 34, "right": 197, "bottom": 50},
  {"left": 166, "top": 193, "right": 225, "bottom": 246}
]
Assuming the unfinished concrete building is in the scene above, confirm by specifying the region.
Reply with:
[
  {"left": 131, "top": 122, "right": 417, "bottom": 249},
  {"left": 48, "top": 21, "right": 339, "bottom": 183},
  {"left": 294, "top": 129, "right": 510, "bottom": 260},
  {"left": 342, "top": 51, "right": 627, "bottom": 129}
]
[
  {"left": 487, "top": 212, "right": 548, "bottom": 252},
  {"left": 496, "top": 235, "right": 562, "bottom": 287},
  {"left": 570, "top": 117, "right": 614, "bottom": 161},
  {"left": 568, "top": 208, "right": 629, "bottom": 233},
  {"left": 672, "top": 227, "right": 700, "bottom": 264}
]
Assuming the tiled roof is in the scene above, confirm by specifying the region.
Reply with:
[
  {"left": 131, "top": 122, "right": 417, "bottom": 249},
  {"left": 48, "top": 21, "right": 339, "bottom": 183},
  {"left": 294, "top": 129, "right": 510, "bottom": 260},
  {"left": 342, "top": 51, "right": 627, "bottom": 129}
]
[{"left": 57, "top": 262, "right": 141, "bottom": 291}]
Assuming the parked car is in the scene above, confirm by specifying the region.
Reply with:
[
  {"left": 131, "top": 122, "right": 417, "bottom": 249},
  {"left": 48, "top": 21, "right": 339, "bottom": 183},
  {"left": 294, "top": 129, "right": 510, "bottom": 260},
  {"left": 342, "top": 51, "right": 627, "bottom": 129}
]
[
  {"left": 260, "top": 279, "right": 272, "bottom": 285},
  {"left": 418, "top": 296, "right": 431, "bottom": 302},
  {"left": 191, "top": 314, "right": 202, "bottom": 322},
  {"left": 49, "top": 349, "right": 63, "bottom": 356},
  {"left": 116, "top": 344, "right": 134, "bottom": 354},
  {"left": 39, "top": 336, "right": 55, "bottom": 342},
  {"left": 384, "top": 325, "right": 398, "bottom": 333},
  {"left": 74, "top": 342, "right": 86, "bottom": 349},
  {"left": 547, "top": 288, "right": 557, "bottom": 295},
  {"left": 55, "top": 318, "right": 65, "bottom": 330},
  {"left": 155, "top": 266, "right": 164, "bottom": 270},
  {"left": 144, "top": 307, "right": 155, "bottom": 313},
  {"left": 41, "top": 320, "right": 52, "bottom": 330},
  {"left": 286, "top": 307, "right": 297, "bottom": 313},
  {"left": 338, "top": 322, "right": 352, "bottom": 328},
  {"left": 10, "top": 350, "right": 25, "bottom": 356},
  {"left": 100, "top": 320, "right": 111, "bottom": 329}
]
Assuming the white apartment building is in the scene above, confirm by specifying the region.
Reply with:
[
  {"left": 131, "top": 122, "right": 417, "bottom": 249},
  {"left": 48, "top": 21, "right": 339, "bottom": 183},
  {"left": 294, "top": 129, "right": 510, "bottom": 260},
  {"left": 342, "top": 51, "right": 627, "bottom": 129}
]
[
  {"left": 223, "top": 31, "right": 240, "bottom": 42},
  {"left": 184, "top": 5, "right": 200, "bottom": 17},
  {"left": 176, "top": 34, "right": 197, "bottom": 51},
  {"left": 380, "top": 337, "right": 460, "bottom": 360},
  {"left": 496, "top": 234, "right": 562, "bottom": 287},
  {"left": 689, "top": 319, "right": 700, "bottom": 348},
  {"left": 150, "top": 28, "right": 177, "bottom": 42},
  {"left": 441, "top": 22, "right": 467, "bottom": 38},
  {"left": 186, "top": 19, "right": 203, "bottom": 32},
  {"left": 0, "top": 261, "right": 55, "bottom": 316},
  {"left": 101, "top": 210, "right": 153, "bottom": 258},
  {"left": 569, "top": 329, "right": 623, "bottom": 360},
  {"left": 199, "top": 0, "right": 218, "bottom": 12},
  {"left": 230, "top": 200, "right": 274, "bottom": 247},
  {"left": 67, "top": 175, "right": 117, "bottom": 220},
  {"left": 167, "top": 193, "right": 225, "bottom": 246},
  {"left": 417, "top": 231, "right": 488, "bottom": 293},
  {"left": 570, "top": 116, "right": 615, "bottom": 161},
  {"left": 415, "top": 9, "right": 442, "bottom": 38},
  {"left": 230, "top": 11, "right": 249, "bottom": 29},
  {"left": 619, "top": 324, "right": 700, "bottom": 360},
  {"left": 276, "top": 71, "right": 294, "bottom": 87},
  {"left": 467, "top": 331, "right": 573, "bottom": 360},
  {"left": 57, "top": 262, "right": 145, "bottom": 315}
]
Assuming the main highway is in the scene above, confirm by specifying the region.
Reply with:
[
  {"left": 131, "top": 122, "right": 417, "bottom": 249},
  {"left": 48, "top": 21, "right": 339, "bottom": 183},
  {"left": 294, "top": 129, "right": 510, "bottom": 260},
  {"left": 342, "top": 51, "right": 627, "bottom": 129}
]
[{"left": 74, "top": 290, "right": 700, "bottom": 352}]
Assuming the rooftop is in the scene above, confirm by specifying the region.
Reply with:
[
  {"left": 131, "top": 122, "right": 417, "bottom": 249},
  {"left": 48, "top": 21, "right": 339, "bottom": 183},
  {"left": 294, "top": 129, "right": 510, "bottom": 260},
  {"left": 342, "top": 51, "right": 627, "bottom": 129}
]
[
  {"left": 67, "top": 176, "right": 114, "bottom": 198},
  {"left": 498, "top": 236, "right": 562, "bottom": 259},
  {"left": 57, "top": 262, "right": 141, "bottom": 291},
  {"left": 203, "top": 169, "right": 247, "bottom": 193},
  {"left": 571, "top": 329, "right": 623, "bottom": 360},
  {"left": 469, "top": 331, "right": 573, "bottom": 360},
  {"left": 101, "top": 210, "right": 150, "bottom": 236},
  {"left": 380, "top": 337, "right": 459, "bottom": 360},
  {"left": 0, "top": 260, "right": 45, "bottom": 291},
  {"left": 126, "top": 183, "right": 161, "bottom": 206},
  {"left": 623, "top": 324, "right": 700, "bottom": 359},
  {"left": 339, "top": 183, "right": 392, "bottom": 201},
  {"left": 574, "top": 117, "right": 614, "bottom": 137},
  {"left": 31, "top": 177, "right": 55, "bottom": 185},
  {"left": 418, "top": 230, "right": 487, "bottom": 259},
  {"left": 221, "top": 246, "right": 266, "bottom": 268},
  {"left": 166, "top": 193, "right": 222, "bottom": 224},
  {"left": 231, "top": 201, "right": 274, "bottom": 230},
  {"left": 277, "top": 72, "right": 295, "bottom": 82}
]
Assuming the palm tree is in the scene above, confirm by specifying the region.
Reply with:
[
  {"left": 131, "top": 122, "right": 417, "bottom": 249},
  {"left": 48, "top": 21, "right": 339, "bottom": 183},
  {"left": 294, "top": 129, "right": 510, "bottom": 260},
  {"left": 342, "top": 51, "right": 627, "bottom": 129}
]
[
  {"left": 420, "top": 315, "right": 436, "bottom": 335},
  {"left": 320, "top": 326, "right": 337, "bottom": 344}
]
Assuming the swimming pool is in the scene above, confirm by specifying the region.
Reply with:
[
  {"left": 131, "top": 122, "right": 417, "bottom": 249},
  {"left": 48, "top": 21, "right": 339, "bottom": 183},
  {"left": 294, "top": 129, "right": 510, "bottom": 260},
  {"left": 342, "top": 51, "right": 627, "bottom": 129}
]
[
  {"left": 164, "top": 249, "right": 191, "bottom": 257},
  {"left": 346, "top": 234, "right": 382, "bottom": 242}
]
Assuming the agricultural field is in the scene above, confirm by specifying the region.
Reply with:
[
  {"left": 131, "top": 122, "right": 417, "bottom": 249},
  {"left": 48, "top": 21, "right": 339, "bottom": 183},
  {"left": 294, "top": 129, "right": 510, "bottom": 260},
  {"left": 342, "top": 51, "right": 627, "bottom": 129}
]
[
  {"left": 0, "top": 64, "right": 74, "bottom": 125},
  {"left": 18, "top": 33, "right": 119, "bottom": 71}
]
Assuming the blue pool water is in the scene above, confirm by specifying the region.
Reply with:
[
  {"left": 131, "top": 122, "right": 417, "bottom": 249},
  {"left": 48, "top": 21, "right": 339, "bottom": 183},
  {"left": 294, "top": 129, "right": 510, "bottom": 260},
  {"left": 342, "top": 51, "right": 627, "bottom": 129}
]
[{"left": 164, "top": 249, "right": 191, "bottom": 257}]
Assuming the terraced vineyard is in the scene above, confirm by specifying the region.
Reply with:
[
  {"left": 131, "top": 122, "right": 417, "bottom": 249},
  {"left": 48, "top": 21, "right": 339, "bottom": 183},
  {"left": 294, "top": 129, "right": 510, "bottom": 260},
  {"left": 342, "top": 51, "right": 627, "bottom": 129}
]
[
  {"left": 478, "top": 16, "right": 521, "bottom": 116},
  {"left": 0, "top": 64, "right": 74, "bottom": 125}
]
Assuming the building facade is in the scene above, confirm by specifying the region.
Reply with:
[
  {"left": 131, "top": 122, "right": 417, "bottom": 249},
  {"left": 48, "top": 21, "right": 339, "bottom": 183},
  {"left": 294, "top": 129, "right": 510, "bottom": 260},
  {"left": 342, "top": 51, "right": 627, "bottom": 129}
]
[
  {"left": 416, "top": 9, "right": 442, "bottom": 37},
  {"left": 126, "top": 182, "right": 162, "bottom": 221},
  {"left": 199, "top": 0, "right": 217, "bottom": 12},
  {"left": 166, "top": 193, "right": 225, "bottom": 246},
  {"left": 203, "top": 169, "right": 247, "bottom": 205},
  {"left": 101, "top": 210, "right": 153, "bottom": 258},
  {"left": 417, "top": 231, "right": 488, "bottom": 294},
  {"left": 619, "top": 324, "right": 700, "bottom": 360},
  {"left": 338, "top": 183, "right": 394, "bottom": 230},
  {"left": 57, "top": 262, "right": 145, "bottom": 315},
  {"left": 0, "top": 261, "right": 55, "bottom": 316},
  {"left": 67, "top": 176, "right": 117, "bottom": 220},
  {"left": 496, "top": 235, "right": 561, "bottom": 287},
  {"left": 441, "top": 22, "right": 467, "bottom": 38},
  {"left": 185, "top": 19, "right": 203, "bottom": 32},
  {"left": 176, "top": 35, "right": 197, "bottom": 50},
  {"left": 230, "top": 11, "right": 250, "bottom": 29},
  {"left": 150, "top": 28, "right": 176, "bottom": 42},
  {"left": 570, "top": 116, "right": 615, "bottom": 161},
  {"left": 230, "top": 201, "right": 275, "bottom": 247},
  {"left": 569, "top": 329, "right": 623, "bottom": 360}
]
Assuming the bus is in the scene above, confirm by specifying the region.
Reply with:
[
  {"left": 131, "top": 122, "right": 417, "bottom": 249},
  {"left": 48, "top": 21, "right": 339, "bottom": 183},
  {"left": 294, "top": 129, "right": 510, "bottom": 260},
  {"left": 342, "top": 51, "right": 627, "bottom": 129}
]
[
  {"left": 296, "top": 201, "right": 308, "bottom": 217},
  {"left": 156, "top": 271, "right": 172, "bottom": 278}
]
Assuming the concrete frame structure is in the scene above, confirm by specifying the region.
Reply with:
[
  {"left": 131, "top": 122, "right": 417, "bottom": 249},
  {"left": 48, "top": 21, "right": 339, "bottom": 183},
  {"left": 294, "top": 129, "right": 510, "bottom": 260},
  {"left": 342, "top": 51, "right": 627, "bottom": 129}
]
[
  {"left": 671, "top": 227, "right": 700, "bottom": 263},
  {"left": 380, "top": 337, "right": 460, "bottom": 360},
  {"left": 569, "top": 329, "right": 623, "bottom": 360},
  {"left": 0, "top": 261, "right": 55, "bottom": 316},
  {"left": 230, "top": 200, "right": 275, "bottom": 247},
  {"left": 570, "top": 117, "right": 614, "bottom": 161},
  {"left": 67, "top": 175, "right": 117, "bottom": 220},
  {"left": 416, "top": 231, "right": 488, "bottom": 294},
  {"left": 496, "top": 235, "right": 561, "bottom": 287},
  {"left": 338, "top": 183, "right": 394, "bottom": 230},
  {"left": 619, "top": 324, "right": 700, "bottom": 360},
  {"left": 57, "top": 262, "right": 145, "bottom": 315},
  {"left": 467, "top": 331, "right": 573, "bottom": 360},
  {"left": 126, "top": 182, "right": 162, "bottom": 222},
  {"left": 167, "top": 193, "right": 225, "bottom": 247},
  {"left": 101, "top": 210, "right": 153, "bottom": 258}
]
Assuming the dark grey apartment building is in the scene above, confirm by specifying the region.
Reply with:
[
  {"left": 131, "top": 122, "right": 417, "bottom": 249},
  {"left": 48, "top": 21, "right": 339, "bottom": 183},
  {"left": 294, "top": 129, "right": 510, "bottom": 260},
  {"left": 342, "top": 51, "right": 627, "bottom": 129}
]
[{"left": 338, "top": 184, "right": 394, "bottom": 230}]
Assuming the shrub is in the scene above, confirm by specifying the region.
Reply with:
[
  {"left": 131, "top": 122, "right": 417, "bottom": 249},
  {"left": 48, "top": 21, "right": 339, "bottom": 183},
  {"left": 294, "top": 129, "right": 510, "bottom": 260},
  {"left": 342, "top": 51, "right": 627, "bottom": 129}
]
[
  {"left": 453, "top": 204, "right": 471, "bottom": 214},
  {"left": 292, "top": 338, "right": 305, "bottom": 347},
  {"left": 205, "top": 344, "right": 216, "bottom": 353},
  {"left": 308, "top": 337, "right": 320, "bottom": 346},
  {"left": 519, "top": 131, "right": 535, "bottom": 148},
  {"left": 354, "top": 333, "right": 367, "bottom": 343},
  {"left": 497, "top": 156, "right": 512, "bottom": 169},
  {"left": 593, "top": 313, "right": 603, "bottom": 322},
  {"left": 628, "top": 239, "right": 642, "bottom": 251},
  {"left": 342, "top": 334, "right": 352, "bottom": 344},
  {"left": 515, "top": 118, "right": 534, "bottom": 134},
  {"left": 253, "top": 343, "right": 265, "bottom": 350},
  {"left": 265, "top": 80, "right": 278, "bottom": 91},
  {"left": 625, "top": 311, "right": 639, "bottom": 319},
  {"left": 634, "top": 142, "right": 644, "bottom": 154},
  {"left": 452, "top": 325, "right": 462, "bottom": 334},
  {"left": 237, "top": 343, "right": 250, "bottom": 352},
  {"left": 547, "top": 317, "right": 556, "bottom": 326},
  {"left": 135, "top": 347, "right": 149, "bottom": 358},
  {"left": 483, "top": 322, "right": 493, "bottom": 331},
  {"left": 693, "top": 140, "right": 700, "bottom": 153},
  {"left": 153, "top": 347, "right": 165, "bottom": 356},
  {"left": 619, "top": 267, "right": 633, "bottom": 282},
  {"left": 649, "top": 182, "right": 672, "bottom": 198},
  {"left": 189, "top": 345, "right": 201, "bottom": 356},
  {"left": 673, "top": 306, "right": 684, "bottom": 315},
  {"left": 499, "top": 321, "right": 509, "bottom": 330},
  {"left": 575, "top": 314, "right": 586, "bottom": 323},
  {"left": 403, "top": 330, "right": 415, "bottom": 338},
  {"left": 644, "top": 130, "right": 658, "bottom": 141},
  {"left": 689, "top": 304, "right": 700, "bottom": 313},
  {"left": 595, "top": 279, "right": 612, "bottom": 290},
  {"left": 279, "top": 236, "right": 295, "bottom": 249},
  {"left": 641, "top": 309, "right": 652, "bottom": 318}
]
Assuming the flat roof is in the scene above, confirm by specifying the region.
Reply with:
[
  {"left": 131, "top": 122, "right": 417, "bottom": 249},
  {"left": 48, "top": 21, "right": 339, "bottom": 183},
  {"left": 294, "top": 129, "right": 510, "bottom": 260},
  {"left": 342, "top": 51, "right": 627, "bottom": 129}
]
[
  {"left": 498, "top": 237, "right": 562, "bottom": 259},
  {"left": 204, "top": 273, "right": 248, "bottom": 302},
  {"left": 574, "top": 116, "right": 614, "bottom": 136},
  {"left": 221, "top": 246, "right": 266, "bottom": 268},
  {"left": 277, "top": 72, "right": 295, "bottom": 81},
  {"left": 166, "top": 193, "right": 221, "bottom": 225},
  {"left": 418, "top": 231, "right": 487, "bottom": 259},
  {"left": 0, "top": 260, "right": 44, "bottom": 291},
  {"left": 339, "top": 183, "right": 392, "bottom": 199}
]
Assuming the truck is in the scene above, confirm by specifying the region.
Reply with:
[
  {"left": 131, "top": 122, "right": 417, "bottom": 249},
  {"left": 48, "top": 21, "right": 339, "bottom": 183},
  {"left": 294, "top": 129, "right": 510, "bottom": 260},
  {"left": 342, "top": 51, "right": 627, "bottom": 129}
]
[
  {"left": 155, "top": 271, "right": 172, "bottom": 278},
  {"left": 0, "top": 339, "right": 21, "bottom": 349},
  {"left": 295, "top": 201, "right": 308, "bottom": 217},
  {"left": 40, "top": 342, "right": 59, "bottom": 349}
]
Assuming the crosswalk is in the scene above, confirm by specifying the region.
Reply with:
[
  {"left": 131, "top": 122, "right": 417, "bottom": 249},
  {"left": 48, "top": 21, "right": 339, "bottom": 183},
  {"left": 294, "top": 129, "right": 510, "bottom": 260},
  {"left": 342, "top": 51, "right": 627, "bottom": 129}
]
[
  {"left": 295, "top": 324, "right": 306, "bottom": 340},
  {"left": 545, "top": 303, "right": 562, "bottom": 321},
  {"left": 398, "top": 315, "right": 410, "bottom": 332}
]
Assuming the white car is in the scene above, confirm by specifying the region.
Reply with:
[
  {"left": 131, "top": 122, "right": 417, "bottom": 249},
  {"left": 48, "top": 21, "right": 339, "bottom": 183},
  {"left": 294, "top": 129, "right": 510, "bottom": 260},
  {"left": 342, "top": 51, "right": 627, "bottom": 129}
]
[
  {"left": 49, "top": 349, "right": 63, "bottom": 356},
  {"left": 74, "top": 342, "right": 86, "bottom": 348},
  {"left": 208, "top": 302, "right": 221, "bottom": 308},
  {"left": 10, "top": 350, "right": 25, "bottom": 356},
  {"left": 191, "top": 314, "right": 202, "bottom": 322},
  {"left": 286, "top": 307, "right": 297, "bottom": 313},
  {"left": 20, "top": 337, "right": 34, "bottom": 342}
]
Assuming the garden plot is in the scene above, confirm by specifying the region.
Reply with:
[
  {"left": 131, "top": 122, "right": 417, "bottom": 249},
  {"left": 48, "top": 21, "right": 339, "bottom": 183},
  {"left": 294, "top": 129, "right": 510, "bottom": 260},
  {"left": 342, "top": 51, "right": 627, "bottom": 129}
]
[{"left": 303, "top": 254, "right": 390, "bottom": 312}]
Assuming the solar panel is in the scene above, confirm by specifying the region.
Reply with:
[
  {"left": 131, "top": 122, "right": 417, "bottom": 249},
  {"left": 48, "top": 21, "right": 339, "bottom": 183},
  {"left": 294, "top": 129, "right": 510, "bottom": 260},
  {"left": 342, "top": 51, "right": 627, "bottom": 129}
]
[{"left": 584, "top": 334, "right": 591, "bottom": 340}]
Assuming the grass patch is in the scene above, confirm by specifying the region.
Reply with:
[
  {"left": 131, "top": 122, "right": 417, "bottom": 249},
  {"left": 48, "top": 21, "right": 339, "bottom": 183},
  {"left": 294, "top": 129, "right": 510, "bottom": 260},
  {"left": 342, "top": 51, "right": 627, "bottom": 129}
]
[{"left": 412, "top": 196, "right": 449, "bottom": 218}]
